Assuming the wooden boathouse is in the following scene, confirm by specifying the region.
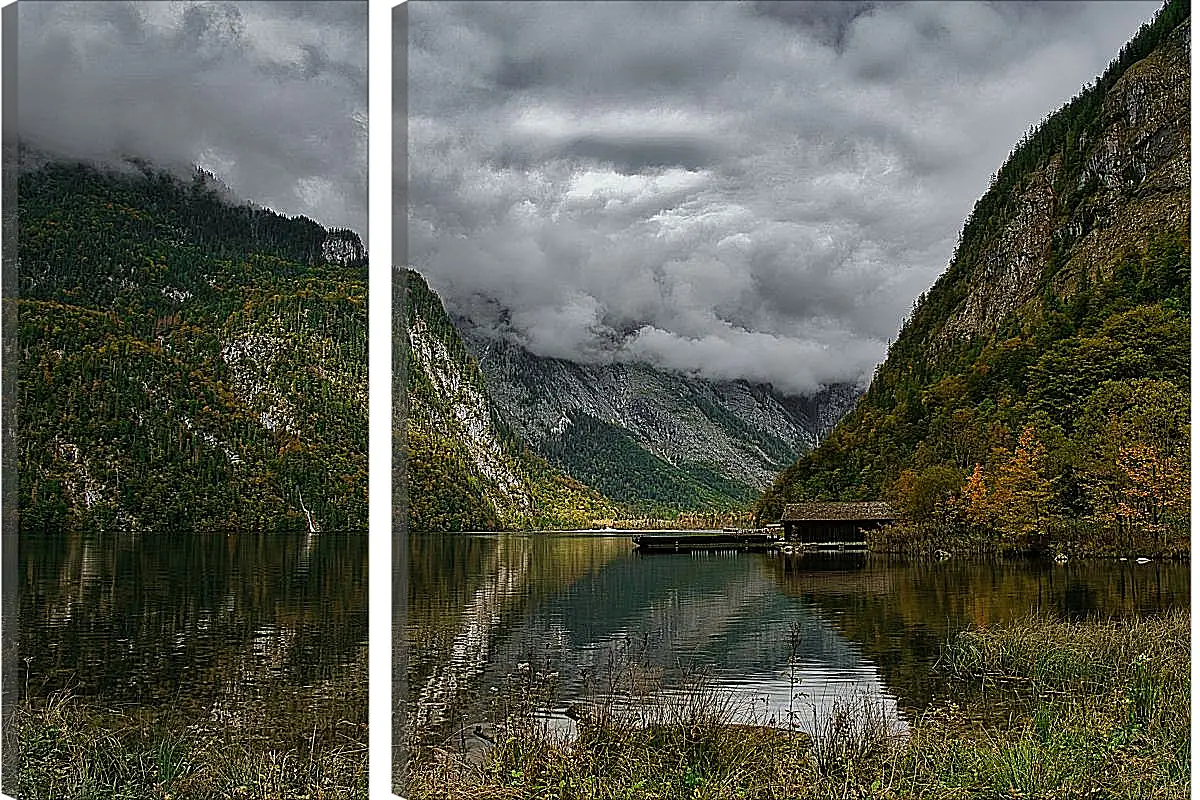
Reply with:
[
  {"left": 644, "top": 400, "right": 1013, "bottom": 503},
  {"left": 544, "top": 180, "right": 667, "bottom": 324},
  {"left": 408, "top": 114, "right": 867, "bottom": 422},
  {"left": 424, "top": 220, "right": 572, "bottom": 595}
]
[{"left": 780, "top": 502, "right": 896, "bottom": 551}]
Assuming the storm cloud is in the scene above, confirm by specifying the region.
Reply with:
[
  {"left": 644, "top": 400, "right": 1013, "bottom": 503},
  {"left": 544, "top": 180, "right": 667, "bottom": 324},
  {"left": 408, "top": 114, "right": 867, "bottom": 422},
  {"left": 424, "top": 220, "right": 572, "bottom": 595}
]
[
  {"left": 16, "top": 1, "right": 367, "bottom": 236},
  {"left": 404, "top": 0, "right": 1160, "bottom": 396}
]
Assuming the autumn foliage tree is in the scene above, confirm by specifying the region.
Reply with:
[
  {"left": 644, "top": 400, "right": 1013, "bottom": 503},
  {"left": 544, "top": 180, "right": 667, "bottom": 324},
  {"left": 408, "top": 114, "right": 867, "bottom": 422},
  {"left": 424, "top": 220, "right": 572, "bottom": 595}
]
[{"left": 1097, "top": 443, "right": 1189, "bottom": 546}]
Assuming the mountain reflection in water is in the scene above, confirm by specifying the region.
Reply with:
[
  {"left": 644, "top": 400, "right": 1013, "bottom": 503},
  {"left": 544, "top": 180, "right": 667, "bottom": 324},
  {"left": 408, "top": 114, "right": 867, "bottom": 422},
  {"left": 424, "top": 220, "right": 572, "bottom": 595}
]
[
  {"left": 405, "top": 532, "right": 1188, "bottom": 744},
  {"left": 20, "top": 531, "right": 368, "bottom": 751}
]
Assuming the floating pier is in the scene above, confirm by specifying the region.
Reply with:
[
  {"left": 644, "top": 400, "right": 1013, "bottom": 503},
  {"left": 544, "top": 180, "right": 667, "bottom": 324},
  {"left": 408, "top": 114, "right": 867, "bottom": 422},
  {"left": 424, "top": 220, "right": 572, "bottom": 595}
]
[{"left": 631, "top": 530, "right": 778, "bottom": 553}]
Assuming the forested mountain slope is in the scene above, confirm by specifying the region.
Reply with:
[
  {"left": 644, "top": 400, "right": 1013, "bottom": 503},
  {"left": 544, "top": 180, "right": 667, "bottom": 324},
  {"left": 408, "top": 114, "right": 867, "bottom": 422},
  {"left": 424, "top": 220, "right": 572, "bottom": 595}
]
[
  {"left": 17, "top": 157, "right": 368, "bottom": 532},
  {"left": 462, "top": 328, "right": 858, "bottom": 513},
  {"left": 758, "top": 1, "right": 1190, "bottom": 552},
  {"left": 401, "top": 268, "right": 620, "bottom": 531}
]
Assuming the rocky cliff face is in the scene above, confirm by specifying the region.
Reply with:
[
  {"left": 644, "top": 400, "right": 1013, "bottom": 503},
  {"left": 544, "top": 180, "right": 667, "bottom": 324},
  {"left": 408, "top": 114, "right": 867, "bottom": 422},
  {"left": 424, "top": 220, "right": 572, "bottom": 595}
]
[
  {"left": 939, "top": 17, "right": 1188, "bottom": 347},
  {"left": 321, "top": 229, "right": 368, "bottom": 267},
  {"left": 940, "top": 165, "right": 1058, "bottom": 343},
  {"left": 402, "top": 269, "right": 618, "bottom": 530},
  {"left": 404, "top": 274, "right": 533, "bottom": 523},
  {"left": 461, "top": 327, "right": 859, "bottom": 498},
  {"left": 1058, "top": 17, "right": 1189, "bottom": 280},
  {"left": 757, "top": 5, "right": 1190, "bottom": 523}
]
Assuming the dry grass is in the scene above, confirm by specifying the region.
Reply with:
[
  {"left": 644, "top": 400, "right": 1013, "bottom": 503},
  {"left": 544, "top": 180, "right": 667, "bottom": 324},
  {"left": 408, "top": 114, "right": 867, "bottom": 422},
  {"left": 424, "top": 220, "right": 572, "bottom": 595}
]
[{"left": 9, "top": 677, "right": 367, "bottom": 800}]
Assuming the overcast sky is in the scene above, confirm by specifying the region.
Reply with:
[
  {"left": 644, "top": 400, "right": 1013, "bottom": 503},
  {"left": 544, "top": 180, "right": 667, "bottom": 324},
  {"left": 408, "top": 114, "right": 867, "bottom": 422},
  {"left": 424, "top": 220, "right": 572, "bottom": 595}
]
[
  {"left": 405, "top": 0, "right": 1162, "bottom": 396},
  {"left": 17, "top": 0, "right": 367, "bottom": 237}
]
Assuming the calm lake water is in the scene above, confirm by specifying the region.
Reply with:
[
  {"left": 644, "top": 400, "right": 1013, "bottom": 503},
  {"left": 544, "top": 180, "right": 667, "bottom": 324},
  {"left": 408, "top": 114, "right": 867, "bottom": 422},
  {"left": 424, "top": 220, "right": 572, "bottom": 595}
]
[
  {"left": 404, "top": 532, "right": 1188, "bottom": 745},
  {"left": 19, "top": 531, "right": 368, "bottom": 751}
]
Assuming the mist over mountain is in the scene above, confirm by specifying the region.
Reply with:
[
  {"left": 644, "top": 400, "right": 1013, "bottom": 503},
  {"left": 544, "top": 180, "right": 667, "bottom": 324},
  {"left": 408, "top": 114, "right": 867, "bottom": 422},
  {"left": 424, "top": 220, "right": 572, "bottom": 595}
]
[
  {"left": 15, "top": 0, "right": 367, "bottom": 236},
  {"left": 406, "top": 0, "right": 1159, "bottom": 396}
]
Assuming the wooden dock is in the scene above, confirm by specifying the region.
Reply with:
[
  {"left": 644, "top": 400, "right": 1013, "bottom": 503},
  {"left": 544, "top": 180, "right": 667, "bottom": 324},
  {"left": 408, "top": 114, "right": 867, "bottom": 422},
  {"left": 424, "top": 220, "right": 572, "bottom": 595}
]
[{"left": 631, "top": 530, "right": 778, "bottom": 553}]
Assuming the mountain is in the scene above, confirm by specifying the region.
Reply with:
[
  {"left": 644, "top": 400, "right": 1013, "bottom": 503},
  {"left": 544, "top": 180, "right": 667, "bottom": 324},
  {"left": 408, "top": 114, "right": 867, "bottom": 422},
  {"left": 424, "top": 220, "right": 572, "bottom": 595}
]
[
  {"left": 401, "top": 268, "right": 621, "bottom": 531},
  {"left": 459, "top": 328, "right": 858, "bottom": 512},
  {"left": 17, "top": 156, "right": 368, "bottom": 532},
  {"left": 757, "top": 1, "right": 1190, "bottom": 552}
]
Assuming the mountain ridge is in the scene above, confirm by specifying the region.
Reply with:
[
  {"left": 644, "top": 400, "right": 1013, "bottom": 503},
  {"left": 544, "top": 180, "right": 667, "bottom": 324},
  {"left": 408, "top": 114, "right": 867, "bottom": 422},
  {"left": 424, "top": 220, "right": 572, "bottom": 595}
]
[
  {"left": 17, "top": 156, "right": 368, "bottom": 532},
  {"left": 459, "top": 324, "right": 859, "bottom": 509},
  {"left": 756, "top": 1, "right": 1190, "bottom": 554}
]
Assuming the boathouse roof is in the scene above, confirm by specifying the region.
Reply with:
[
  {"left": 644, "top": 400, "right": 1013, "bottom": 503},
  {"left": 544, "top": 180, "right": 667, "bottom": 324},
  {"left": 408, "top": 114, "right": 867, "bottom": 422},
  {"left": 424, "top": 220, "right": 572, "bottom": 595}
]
[{"left": 780, "top": 502, "right": 896, "bottom": 522}]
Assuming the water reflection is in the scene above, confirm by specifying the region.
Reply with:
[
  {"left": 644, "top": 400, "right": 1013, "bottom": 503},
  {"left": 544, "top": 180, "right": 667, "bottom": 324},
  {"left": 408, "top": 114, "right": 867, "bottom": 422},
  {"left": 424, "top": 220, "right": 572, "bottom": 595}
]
[
  {"left": 20, "top": 531, "right": 368, "bottom": 749},
  {"left": 768, "top": 553, "right": 1190, "bottom": 711},
  {"left": 405, "top": 533, "right": 1189, "bottom": 745}
]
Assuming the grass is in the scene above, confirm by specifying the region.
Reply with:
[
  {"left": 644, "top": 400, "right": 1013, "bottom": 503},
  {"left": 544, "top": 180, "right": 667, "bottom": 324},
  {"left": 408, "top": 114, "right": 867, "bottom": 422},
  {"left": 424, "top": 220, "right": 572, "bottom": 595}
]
[
  {"left": 410, "top": 696, "right": 819, "bottom": 799},
  {"left": 913, "top": 611, "right": 1191, "bottom": 798},
  {"left": 402, "top": 611, "right": 1189, "bottom": 800},
  {"left": 9, "top": 670, "right": 368, "bottom": 800}
]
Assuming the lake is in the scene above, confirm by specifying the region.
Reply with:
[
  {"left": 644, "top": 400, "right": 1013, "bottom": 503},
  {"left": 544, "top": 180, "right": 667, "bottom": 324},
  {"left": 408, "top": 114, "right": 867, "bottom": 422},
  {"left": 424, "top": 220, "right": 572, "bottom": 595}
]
[
  {"left": 18, "top": 531, "right": 368, "bottom": 755},
  {"left": 403, "top": 532, "right": 1188, "bottom": 748}
]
